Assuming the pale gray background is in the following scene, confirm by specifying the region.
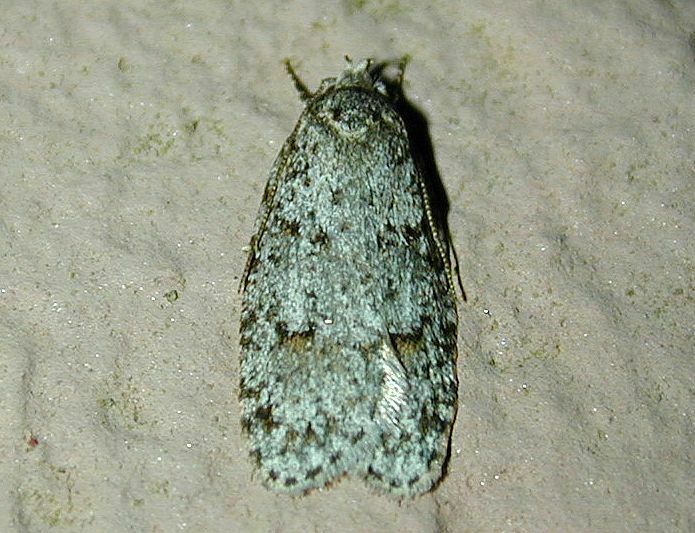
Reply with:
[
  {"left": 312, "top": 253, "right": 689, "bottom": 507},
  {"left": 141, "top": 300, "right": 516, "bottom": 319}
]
[{"left": 1, "top": 1, "right": 693, "bottom": 531}]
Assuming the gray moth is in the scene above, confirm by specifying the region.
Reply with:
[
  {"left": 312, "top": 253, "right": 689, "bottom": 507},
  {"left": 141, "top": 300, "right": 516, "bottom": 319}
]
[{"left": 239, "top": 57, "right": 458, "bottom": 497}]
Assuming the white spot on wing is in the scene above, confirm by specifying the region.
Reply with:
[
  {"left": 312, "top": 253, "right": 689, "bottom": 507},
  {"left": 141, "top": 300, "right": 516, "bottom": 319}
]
[{"left": 377, "top": 340, "right": 408, "bottom": 428}]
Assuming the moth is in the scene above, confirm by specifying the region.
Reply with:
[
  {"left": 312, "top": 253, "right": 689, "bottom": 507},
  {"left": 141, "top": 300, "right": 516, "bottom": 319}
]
[{"left": 239, "top": 57, "right": 458, "bottom": 496}]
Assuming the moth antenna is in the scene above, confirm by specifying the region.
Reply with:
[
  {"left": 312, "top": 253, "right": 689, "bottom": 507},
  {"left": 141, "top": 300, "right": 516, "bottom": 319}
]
[{"left": 283, "top": 58, "right": 313, "bottom": 102}]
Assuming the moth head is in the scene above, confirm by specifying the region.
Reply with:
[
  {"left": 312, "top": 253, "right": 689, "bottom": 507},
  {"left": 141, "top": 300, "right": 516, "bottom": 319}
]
[{"left": 314, "top": 87, "right": 390, "bottom": 140}]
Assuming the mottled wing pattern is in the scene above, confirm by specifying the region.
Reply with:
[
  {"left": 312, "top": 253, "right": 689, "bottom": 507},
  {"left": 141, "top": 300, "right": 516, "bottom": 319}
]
[{"left": 239, "top": 59, "right": 458, "bottom": 497}]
